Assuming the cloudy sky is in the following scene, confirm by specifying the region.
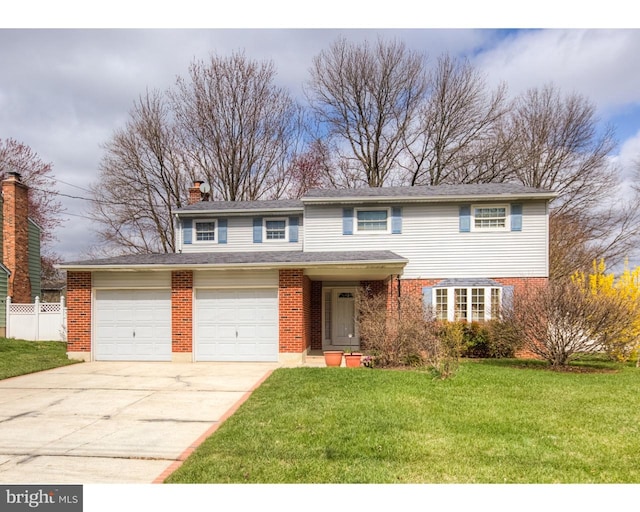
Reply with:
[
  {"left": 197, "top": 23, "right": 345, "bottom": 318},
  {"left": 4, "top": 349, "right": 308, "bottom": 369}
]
[{"left": 2, "top": 7, "right": 639, "bottom": 262}]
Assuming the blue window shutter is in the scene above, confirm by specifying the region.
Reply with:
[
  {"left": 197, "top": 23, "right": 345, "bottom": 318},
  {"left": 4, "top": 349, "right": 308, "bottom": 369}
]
[
  {"left": 343, "top": 208, "right": 353, "bottom": 235},
  {"left": 459, "top": 205, "right": 471, "bottom": 232},
  {"left": 511, "top": 204, "right": 523, "bottom": 232},
  {"left": 289, "top": 216, "right": 299, "bottom": 243},
  {"left": 182, "top": 219, "right": 192, "bottom": 245},
  {"left": 391, "top": 207, "right": 402, "bottom": 234},
  {"left": 253, "top": 217, "right": 263, "bottom": 243},
  {"left": 218, "top": 219, "right": 227, "bottom": 244},
  {"left": 502, "top": 286, "right": 515, "bottom": 311}
]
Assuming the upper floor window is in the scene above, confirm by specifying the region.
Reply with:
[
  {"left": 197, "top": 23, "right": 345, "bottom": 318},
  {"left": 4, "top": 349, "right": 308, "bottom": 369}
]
[
  {"left": 264, "top": 218, "right": 288, "bottom": 241},
  {"left": 473, "top": 205, "right": 508, "bottom": 231},
  {"left": 195, "top": 220, "right": 216, "bottom": 242},
  {"left": 355, "top": 208, "right": 390, "bottom": 233}
]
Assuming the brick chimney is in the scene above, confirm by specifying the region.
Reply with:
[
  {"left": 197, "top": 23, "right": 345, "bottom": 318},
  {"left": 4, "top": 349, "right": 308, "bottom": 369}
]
[
  {"left": 188, "top": 180, "right": 204, "bottom": 205},
  {"left": 2, "top": 171, "right": 32, "bottom": 302}
]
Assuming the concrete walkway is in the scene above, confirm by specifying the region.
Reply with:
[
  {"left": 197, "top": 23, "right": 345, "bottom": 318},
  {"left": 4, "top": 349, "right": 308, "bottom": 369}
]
[{"left": 0, "top": 361, "right": 278, "bottom": 484}]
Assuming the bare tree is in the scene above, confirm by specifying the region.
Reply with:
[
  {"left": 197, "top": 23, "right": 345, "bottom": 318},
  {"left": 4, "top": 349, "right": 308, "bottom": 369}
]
[
  {"left": 307, "top": 37, "right": 427, "bottom": 187},
  {"left": 402, "top": 54, "right": 510, "bottom": 186},
  {"left": 287, "top": 139, "right": 335, "bottom": 198},
  {"left": 0, "top": 137, "right": 65, "bottom": 276},
  {"left": 503, "top": 84, "right": 640, "bottom": 279},
  {"left": 171, "top": 51, "right": 304, "bottom": 201},
  {"left": 91, "top": 90, "right": 191, "bottom": 254},
  {"left": 504, "top": 279, "right": 638, "bottom": 367}
]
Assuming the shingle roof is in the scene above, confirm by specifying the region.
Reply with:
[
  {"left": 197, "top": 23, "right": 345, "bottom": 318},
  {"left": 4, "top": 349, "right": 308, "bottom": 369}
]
[
  {"left": 174, "top": 184, "right": 555, "bottom": 214},
  {"left": 60, "top": 250, "right": 408, "bottom": 269},
  {"left": 303, "top": 183, "right": 556, "bottom": 200}
]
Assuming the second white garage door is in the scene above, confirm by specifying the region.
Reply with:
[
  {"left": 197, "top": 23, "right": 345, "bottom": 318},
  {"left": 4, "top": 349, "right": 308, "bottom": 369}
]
[{"left": 195, "top": 288, "right": 278, "bottom": 362}]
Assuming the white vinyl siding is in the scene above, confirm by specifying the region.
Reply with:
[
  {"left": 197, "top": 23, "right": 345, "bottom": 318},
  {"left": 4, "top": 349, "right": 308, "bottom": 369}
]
[
  {"left": 303, "top": 202, "right": 549, "bottom": 278},
  {"left": 194, "top": 269, "right": 278, "bottom": 288},
  {"left": 181, "top": 215, "right": 303, "bottom": 253},
  {"left": 92, "top": 271, "right": 171, "bottom": 289}
]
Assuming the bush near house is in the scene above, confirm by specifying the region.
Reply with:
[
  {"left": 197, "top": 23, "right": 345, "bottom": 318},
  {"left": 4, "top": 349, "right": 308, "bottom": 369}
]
[
  {"left": 356, "top": 289, "right": 521, "bottom": 376},
  {"left": 496, "top": 266, "right": 640, "bottom": 368},
  {"left": 455, "top": 321, "right": 520, "bottom": 359}
]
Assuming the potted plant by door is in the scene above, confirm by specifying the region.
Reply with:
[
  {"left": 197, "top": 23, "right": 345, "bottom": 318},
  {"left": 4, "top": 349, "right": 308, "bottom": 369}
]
[
  {"left": 344, "top": 348, "right": 363, "bottom": 368},
  {"left": 323, "top": 350, "right": 344, "bottom": 367}
]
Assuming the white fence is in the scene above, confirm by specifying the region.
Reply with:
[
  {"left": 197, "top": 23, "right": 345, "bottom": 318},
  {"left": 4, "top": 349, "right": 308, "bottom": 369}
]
[{"left": 6, "top": 296, "right": 67, "bottom": 341}]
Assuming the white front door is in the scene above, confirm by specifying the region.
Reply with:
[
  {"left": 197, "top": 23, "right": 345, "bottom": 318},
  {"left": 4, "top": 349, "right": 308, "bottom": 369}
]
[{"left": 332, "top": 288, "right": 358, "bottom": 347}]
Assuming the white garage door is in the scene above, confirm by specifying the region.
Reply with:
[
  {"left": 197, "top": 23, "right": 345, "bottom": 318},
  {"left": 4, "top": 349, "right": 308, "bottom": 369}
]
[
  {"left": 94, "top": 289, "right": 172, "bottom": 361},
  {"left": 195, "top": 288, "right": 278, "bottom": 362}
]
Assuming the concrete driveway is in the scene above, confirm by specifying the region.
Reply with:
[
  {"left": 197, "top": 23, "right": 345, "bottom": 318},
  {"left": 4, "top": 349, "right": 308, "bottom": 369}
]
[{"left": 0, "top": 361, "right": 277, "bottom": 484}]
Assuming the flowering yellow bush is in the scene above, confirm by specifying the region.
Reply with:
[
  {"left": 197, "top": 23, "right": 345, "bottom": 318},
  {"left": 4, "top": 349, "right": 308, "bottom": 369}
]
[{"left": 573, "top": 260, "right": 640, "bottom": 363}]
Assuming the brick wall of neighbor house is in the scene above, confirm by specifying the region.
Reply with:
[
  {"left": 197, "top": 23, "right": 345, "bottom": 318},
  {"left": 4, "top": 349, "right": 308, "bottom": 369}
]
[
  {"left": 171, "top": 270, "right": 193, "bottom": 353},
  {"left": 2, "top": 173, "right": 32, "bottom": 303},
  {"left": 278, "top": 269, "right": 310, "bottom": 353},
  {"left": 66, "top": 271, "right": 92, "bottom": 353}
]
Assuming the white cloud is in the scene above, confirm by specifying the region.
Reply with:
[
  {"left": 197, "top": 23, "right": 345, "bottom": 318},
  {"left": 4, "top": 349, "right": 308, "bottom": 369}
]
[{"left": 474, "top": 29, "right": 640, "bottom": 115}]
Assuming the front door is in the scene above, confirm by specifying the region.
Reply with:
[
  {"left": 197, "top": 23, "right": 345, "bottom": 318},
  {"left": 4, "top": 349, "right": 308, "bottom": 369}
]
[{"left": 332, "top": 288, "right": 358, "bottom": 348}]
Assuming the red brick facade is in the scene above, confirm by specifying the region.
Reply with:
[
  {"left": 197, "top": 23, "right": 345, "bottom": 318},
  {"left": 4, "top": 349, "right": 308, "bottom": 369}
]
[
  {"left": 171, "top": 270, "right": 193, "bottom": 353},
  {"left": 66, "top": 271, "right": 92, "bottom": 353},
  {"left": 65, "top": 268, "right": 547, "bottom": 360},
  {"left": 2, "top": 173, "right": 32, "bottom": 303},
  {"left": 278, "top": 269, "right": 311, "bottom": 353}
]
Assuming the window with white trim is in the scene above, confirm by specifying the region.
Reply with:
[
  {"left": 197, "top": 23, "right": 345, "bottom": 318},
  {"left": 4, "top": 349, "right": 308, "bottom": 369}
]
[
  {"left": 473, "top": 205, "right": 508, "bottom": 231},
  {"left": 264, "top": 218, "right": 288, "bottom": 241},
  {"left": 434, "top": 287, "right": 502, "bottom": 322},
  {"left": 435, "top": 288, "right": 448, "bottom": 320},
  {"left": 194, "top": 220, "right": 216, "bottom": 242},
  {"left": 355, "top": 208, "right": 390, "bottom": 233}
]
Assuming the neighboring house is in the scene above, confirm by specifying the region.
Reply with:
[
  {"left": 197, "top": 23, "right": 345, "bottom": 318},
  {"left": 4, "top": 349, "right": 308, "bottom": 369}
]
[
  {"left": 60, "top": 182, "right": 556, "bottom": 363},
  {"left": 41, "top": 279, "right": 67, "bottom": 303},
  {"left": 0, "top": 171, "right": 41, "bottom": 335}
]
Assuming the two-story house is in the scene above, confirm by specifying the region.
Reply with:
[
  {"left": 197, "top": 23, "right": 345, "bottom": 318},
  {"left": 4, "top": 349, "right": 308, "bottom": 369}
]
[{"left": 61, "top": 182, "right": 555, "bottom": 363}]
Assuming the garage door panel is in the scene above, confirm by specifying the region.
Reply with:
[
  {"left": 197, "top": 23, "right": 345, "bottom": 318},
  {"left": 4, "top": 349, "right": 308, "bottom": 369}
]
[
  {"left": 95, "top": 289, "right": 172, "bottom": 362},
  {"left": 195, "top": 288, "right": 278, "bottom": 362}
]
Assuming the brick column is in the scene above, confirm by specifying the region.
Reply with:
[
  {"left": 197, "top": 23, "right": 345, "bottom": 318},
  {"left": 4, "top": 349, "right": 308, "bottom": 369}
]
[
  {"left": 66, "top": 271, "right": 92, "bottom": 360},
  {"left": 171, "top": 270, "right": 193, "bottom": 357},
  {"left": 278, "top": 269, "right": 310, "bottom": 355}
]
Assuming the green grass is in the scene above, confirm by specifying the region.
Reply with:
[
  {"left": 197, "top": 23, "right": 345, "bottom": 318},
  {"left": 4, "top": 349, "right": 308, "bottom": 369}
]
[
  {"left": 0, "top": 338, "right": 80, "bottom": 379},
  {"left": 166, "top": 360, "right": 640, "bottom": 483}
]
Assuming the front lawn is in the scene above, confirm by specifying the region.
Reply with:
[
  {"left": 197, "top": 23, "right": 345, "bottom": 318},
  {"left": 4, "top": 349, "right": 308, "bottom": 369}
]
[
  {"left": 0, "top": 338, "right": 80, "bottom": 379},
  {"left": 166, "top": 360, "right": 640, "bottom": 483}
]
